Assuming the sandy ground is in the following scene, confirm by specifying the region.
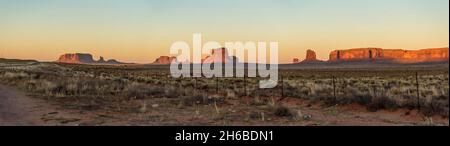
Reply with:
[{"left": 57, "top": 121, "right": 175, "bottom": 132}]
[
  {"left": 0, "top": 84, "right": 43, "bottom": 125},
  {"left": 0, "top": 84, "right": 84, "bottom": 126}
]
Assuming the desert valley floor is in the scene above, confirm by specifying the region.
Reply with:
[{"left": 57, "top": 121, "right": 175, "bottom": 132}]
[{"left": 0, "top": 60, "right": 449, "bottom": 126}]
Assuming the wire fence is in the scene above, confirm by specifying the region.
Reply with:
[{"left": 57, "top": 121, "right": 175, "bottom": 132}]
[{"left": 163, "top": 71, "right": 449, "bottom": 113}]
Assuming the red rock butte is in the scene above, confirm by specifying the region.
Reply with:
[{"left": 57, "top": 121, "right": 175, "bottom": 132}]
[
  {"left": 57, "top": 53, "right": 95, "bottom": 64},
  {"left": 57, "top": 53, "right": 123, "bottom": 64},
  {"left": 203, "top": 48, "right": 237, "bottom": 64},
  {"left": 329, "top": 48, "right": 449, "bottom": 63},
  {"left": 300, "top": 49, "right": 324, "bottom": 63},
  {"left": 152, "top": 48, "right": 239, "bottom": 64},
  {"left": 153, "top": 56, "right": 177, "bottom": 64},
  {"left": 292, "top": 58, "right": 300, "bottom": 63}
]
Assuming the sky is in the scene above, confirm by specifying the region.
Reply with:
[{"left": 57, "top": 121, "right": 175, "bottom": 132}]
[{"left": 0, "top": 0, "right": 448, "bottom": 63}]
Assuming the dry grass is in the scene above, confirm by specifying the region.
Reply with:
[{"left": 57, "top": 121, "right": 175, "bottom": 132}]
[{"left": 0, "top": 63, "right": 448, "bottom": 118}]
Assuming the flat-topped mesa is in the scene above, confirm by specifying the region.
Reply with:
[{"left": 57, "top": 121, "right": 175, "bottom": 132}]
[
  {"left": 203, "top": 47, "right": 238, "bottom": 64},
  {"left": 57, "top": 53, "right": 96, "bottom": 64},
  {"left": 153, "top": 56, "right": 176, "bottom": 64},
  {"left": 329, "top": 48, "right": 449, "bottom": 63},
  {"left": 57, "top": 53, "right": 124, "bottom": 64}
]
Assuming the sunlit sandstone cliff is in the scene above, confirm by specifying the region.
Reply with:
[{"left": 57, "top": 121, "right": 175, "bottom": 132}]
[
  {"left": 57, "top": 53, "right": 123, "bottom": 64},
  {"left": 57, "top": 53, "right": 95, "bottom": 64},
  {"left": 300, "top": 49, "right": 324, "bottom": 63},
  {"left": 153, "top": 56, "right": 177, "bottom": 64},
  {"left": 329, "top": 48, "right": 449, "bottom": 63},
  {"left": 203, "top": 48, "right": 239, "bottom": 64}
]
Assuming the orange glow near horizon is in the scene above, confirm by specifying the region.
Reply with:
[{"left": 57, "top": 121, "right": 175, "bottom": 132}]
[{"left": 0, "top": 0, "right": 448, "bottom": 64}]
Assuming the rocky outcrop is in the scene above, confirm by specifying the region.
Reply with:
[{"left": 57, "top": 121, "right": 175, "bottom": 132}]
[
  {"left": 153, "top": 56, "right": 176, "bottom": 64},
  {"left": 293, "top": 58, "right": 300, "bottom": 63},
  {"left": 57, "top": 53, "right": 96, "bottom": 64},
  {"left": 105, "top": 59, "right": 122, "bottom": 64},
  {"left": 300, "top": 49, "right": 324, "bottom": 63},
  {"left": 304, "top": 50, "right": 316, "bottom": 61},
  {"left": 153, "top": 48, "right": 239, "bottom": 64},
  {"left": 296, "top": 49, "right": 324, "bottom": 64},
  {"left": 203, "top": 48, "right": 238, "bottom": 64},
  {"left": 57, "top": 53, "right": 124, "bottom": 64},
  {"left": 329, "top": 48, "right": 449, "bottom": 63},
  {"left": 98, "top": 56, "right": 106, "bottom": 63}
]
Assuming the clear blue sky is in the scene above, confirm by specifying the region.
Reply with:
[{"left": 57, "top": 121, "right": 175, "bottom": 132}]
[{"left": 0, "top": 0, "right": 448, "bottom": 63}]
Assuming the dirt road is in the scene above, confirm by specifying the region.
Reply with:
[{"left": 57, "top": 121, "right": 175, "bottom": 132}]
[
  {"left": 0, "top": 84, "right": 43, "bottom": 125},
  {"left": 0, "top": 84, "right": 108, "bottom": 126}
]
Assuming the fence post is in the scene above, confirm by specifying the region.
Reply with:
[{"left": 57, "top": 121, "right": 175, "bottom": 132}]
[
  {"left": 194, "top": 77, "right": 198, "bottom": 91},
  {"left": 194, "top": 78, "right": 197, "bottom": 88},
  {"left": 332, "top": 75, "right": 336, "bottom": 103},
  {"left": 278, "top": 74, "right": 287, "bottom": 102},
  {"left": 216, "top": 77, "right": 219, "bottom": 94},
  {"left": 244, "top": 75, "right": 247, "bottom": 96},
  {"left": 281, "top": 74, "right": 284, "bottom": 98},
  {"left": 416, "top": 72, "right": 420, "bottom": 111}
]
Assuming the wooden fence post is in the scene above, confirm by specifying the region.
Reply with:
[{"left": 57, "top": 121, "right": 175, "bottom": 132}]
[
  {"left": 244, "top": 75, "right": 247, "bottom": 96},
  {"left": 278, "top": 74, "right": 287, "bottom": 102},
  {"left": 281, "top": 74, "right": 284, "bottom": 98},
  {"left": 416, "top": 72, "right": 420, "bottom": 111},
  {"left": 194, "top": 77, "right": 198, "bottom": 91},
  {"left": 332, "top": 75, "right": 336, "bottom": 103},
  {"left": 216, "top": 77, "right": 219, "bottom": 94}
]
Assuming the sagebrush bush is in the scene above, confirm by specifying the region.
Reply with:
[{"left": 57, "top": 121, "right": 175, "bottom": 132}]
[{"left": 273, "top": 106, "right": 294, "bottom": 118}]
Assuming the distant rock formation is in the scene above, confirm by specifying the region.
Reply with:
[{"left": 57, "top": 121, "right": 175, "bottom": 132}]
[
  {"left": 293, "top": 58, "right": 300, "bottom": 63},
  {"left": 153, "top": 56, "right": 177, "bottom": 64},
  {"left": 300, "top": 49, "right": 324, "bottom": 63},
  {"left": 0, "top": 58, "right": 39, "bottom": 66},
  {"left": 57, "top": 53, "right": 95, "bottom": 64},
  {"left": 329, "top": 48, "right": 449, "bottom": 63},
  {"left": 304, "top": 50, "right": 317, "bottom": 61},
  {"left": 152, "top": 48, "right": 239, "bottom": 65},
  {"left": 105, "top": 59, "right": 122, "bottom": 64},
  {"left": 98, "top": 56, "right": 106, "bottom": 63},
  {"left": 203, "top": 48, "right": 238, "bottom": 64},
  {"left": 57, "top": 53, "right": 124, "bottom": 64}
]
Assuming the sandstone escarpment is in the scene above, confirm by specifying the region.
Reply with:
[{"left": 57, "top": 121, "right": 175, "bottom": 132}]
[
  {"left": 57, "top": 53, "right": 96, "bottom": 64},
  {"left": 153, "top": 56, "right": 176, "bottom": 64},
  {"left": 329, "top": 48, "right": 449, "bottom": 63},
  {"left": 57, "top": 53, "right": 124, "bottom": 64}
]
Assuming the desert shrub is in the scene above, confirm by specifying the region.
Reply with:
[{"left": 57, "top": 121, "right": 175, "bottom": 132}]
[
  {"left": 340, "top": 87, "right": 372, "bottom": 105},
  {"left": 367, "top": 95, "right": 398, "bottom": 112},
  {"left": 284, "top": 84, "right": 308, "bottom": 98},
  {"left": 123, "top": 82, "right": 168, "bottom": 99},
  {"left": 248, "top": 111, "right": 263, "bottom": 120},
  {"left": 33, "top": 80, "right": 58, "bottom": 95},
  {"left": 164, "top": 86, "right": 185, "bottom": 98},
  {"left": 179, "top": 93, "right": 222, "bottom": 106},
  {"left": 124, "top": 82, "right": 148, "bottom": 99},
  {"left": 2, "top": 71, "right": 29, "bottom": 79},
  {"left": 398, "top": 95, "right": 418, "bottom": 110},
  {"left": 422, "top": 95, "right": 449, "bottom": 117},
  {"left": 273, "top": 106, "right": 294, "bottom": 118}
]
